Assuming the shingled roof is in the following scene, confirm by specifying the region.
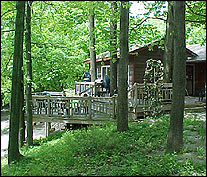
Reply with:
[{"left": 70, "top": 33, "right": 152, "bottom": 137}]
[
  {"left": 186, "top": 43, "right": 206, "bottom": 62},
  {"left": 84, "top": 39, "right": 164, "bottom": 63},
  {"left": 84, "top": 40, "right": 206, "bottom": 63}
]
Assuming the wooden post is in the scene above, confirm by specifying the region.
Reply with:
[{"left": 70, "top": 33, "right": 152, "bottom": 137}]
[
  {"left": 45, "top": 96, "right": 51, "bottom": 137},
  {"left": 67, "top": 99, "right": 70, "bottom": 118},
  {"left": 88, "top": 96, "right": 92, "bottom": 119},
  {"left": 134, "top": 83, "right": 138, "bottom": 106},
  {"left": 94, "top": 82, "right": 96, "bottom": 97},
  {"left": 134, "top": 83, "right": 138, "bottom": 118},
  {"left": 112, "top": 96, "right": 116, "bottom": 119},
  {"left": 47, "top": 96, "right": 51, "bottom": 117},
  {"left": 45, "top": 122, "right": 51, "bottom": 137},
  {"left": 75, "top": 82, "right": 77, "bottom": 95},
  {"left": 84, "top": 84, "right": 86, "bottom": 93}
]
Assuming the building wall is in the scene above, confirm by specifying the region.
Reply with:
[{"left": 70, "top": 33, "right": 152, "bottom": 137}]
[
  {"left": 186, "top": 64, "right": 194, "bottom": 96},
  {"left": 195, "top": 62, "right": 206, "bottom": 96},
  {"left": 91, "top": 45, "right": 205, "bottom": 96},
  {"left": 131, "top": 46, "right": 163, "bottom": 85}
]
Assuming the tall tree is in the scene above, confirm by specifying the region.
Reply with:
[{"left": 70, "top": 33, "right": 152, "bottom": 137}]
[
  {"left": 110, "top": 1, "right": 118, "bottom": 96},
  {"left": 25, "top": 1, "right": 33, "bottom": 146},
  {"left": 88, "top": 5, "right": 97, "bottom": 82},
  {"left": 166, "top": 1, "right": 186, "bottom": 153},
  {"left": 163, "top": 1, "right": 174, "bottom": 83},
  {"left": 8, "top": 1, "right": 25, "bottom": 164},
  {"left": 117, "top": 1, "right": 129, "bottom": 132},
  {"left": 19, "top": 55, "right": 25, "bottom": 147}
]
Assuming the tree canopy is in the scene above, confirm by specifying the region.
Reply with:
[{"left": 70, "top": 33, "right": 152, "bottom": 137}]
[{"left": 1, "top": 1, "right": 206, "bottom": 106}]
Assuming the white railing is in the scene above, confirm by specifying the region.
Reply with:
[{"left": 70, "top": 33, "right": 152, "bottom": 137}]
[{"left": 75, "top": 81, "right": 109, "bottom": 97}]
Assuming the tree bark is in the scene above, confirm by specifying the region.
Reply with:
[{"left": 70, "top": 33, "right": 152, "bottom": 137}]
[
  {"left": 25, "top": 1, "right": 33, "bottom": 146},
  {"left": 166, "top": 1, "right": 186, "bottom": 153},
  {"left": 8, "top": 1, "right": 25, "bottom": 164},
  {"left": 89, "top": 6, "right": 97, "bottom": 82},
  {"left": 117, "top": 1, "right": 129, "bottom": 132},
  {"left": 110, "top": 1, "right": 118, "bottom": 96},
  {"left": 19, "top": 72, "right": 25, "bottom": 147},
  {"left": 163, "top": 1, "right": 174, "bottom": 83}
]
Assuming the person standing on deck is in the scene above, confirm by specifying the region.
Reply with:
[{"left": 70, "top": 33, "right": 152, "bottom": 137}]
[{"left": 103, "top": 75, "right": 110, "bottom": 95}]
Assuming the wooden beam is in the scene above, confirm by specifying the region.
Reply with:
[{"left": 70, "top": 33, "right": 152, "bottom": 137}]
[
  {"left": 32, "top": 115, "right": 116, "bottom": 125},
  {"left": 133, "top": 56, "right": 136, "bottom": 84}
]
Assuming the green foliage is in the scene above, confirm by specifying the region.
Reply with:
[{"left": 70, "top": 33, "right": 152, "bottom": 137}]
[
  {"left": 139, "top": 1, "right": 206, "bottom": 45},
  {"left": 1, "top": 1, "right": 206, "bottom": 107},
  {"left": 143, "top": 59, "right": 165, "bottom": 118},
  {"left": 142, "top": 1, "right": 168, "bottom": 19},
  {"left": 1, "top": 1, "right": 16, "bottom": 106},
  {"left": 30, "top": 1, "right": 89, "bottom": 91},
  {"left": 185, "top": 1, "right": 206, "bottom": 28},
  {"left": 186, "top": 23, "right": 206, "bottom": 45},
  {"left": 1, "top": 115, "right": 206, "bottom": 176}
]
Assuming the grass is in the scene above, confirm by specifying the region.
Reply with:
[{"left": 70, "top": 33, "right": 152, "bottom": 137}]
[{"left": 1, "top": 114, "right": 206, "bottom": 176}]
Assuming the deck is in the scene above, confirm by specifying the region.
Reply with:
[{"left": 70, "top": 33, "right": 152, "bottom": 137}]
[
  {"left": 30, "top": 83, "right": 173, "bottom": 125},
  {"left": 31, "top": 96, "right": 117, "bottom": 125}
]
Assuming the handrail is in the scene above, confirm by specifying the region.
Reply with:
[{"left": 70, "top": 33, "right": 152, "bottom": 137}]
[
  {"left": 78, "top": 85, "right": 95, "bottom": 95},
  {"left": 128, "top": 82, "right": 173, "bottom": 106},
  {"left": 75, "top": 81, "right": 105, "bottom": 97},
  {"left": 31, "top": 95, "right": 117, "bottom": 119}
]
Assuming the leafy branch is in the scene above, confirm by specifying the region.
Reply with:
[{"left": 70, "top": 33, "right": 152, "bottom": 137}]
[
  {"left": 185, "top": 2, "right": 206, "bottom": 17},
  {"left": 1, "top": 8, "right": 16, "bottom": 18}
]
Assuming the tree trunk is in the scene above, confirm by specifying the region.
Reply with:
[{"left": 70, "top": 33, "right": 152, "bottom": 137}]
[
  {"left": 89, "top": 6, "right": 96, "bottom": 82},
  {"left": 166, "top": 1, "right": 186, "bottom": 153},
  {"left": 163, "top": 1, "right": 174, "bottom": 83},
  {"left": 8, "top": 1, "right": 25, "bottom": 164},
  {"left": 117, "top": 1, "right": 129, "bottom": 132},
  {"left": 25, "top": 1, "right": 33, "bottom": 146},
  {"left": 110, "top": 1, "right": 118, "bottom": 96},
  {"left": 19, "top": 73, "right": 25, "bottom": 147}
]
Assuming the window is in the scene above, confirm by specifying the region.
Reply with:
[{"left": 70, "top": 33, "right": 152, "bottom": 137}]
[
  {"left": 97, "top": 68, "right": 101, "bottom": 79},
  {"left": 101, "top": 65, "right": 110, "bottom": 80}
]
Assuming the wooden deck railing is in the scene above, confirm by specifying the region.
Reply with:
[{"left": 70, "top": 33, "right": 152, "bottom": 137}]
[
  {"left": 127, "top": 83, "right": 172, "bottom": 118},
  {"left": 128, "top": 83, "right": 173, "bottom": 106},
  {"left": 30, "top": 83, "right": 172, "bottom": 122},
  {"left": 75, "top": 82, "right": 95, "bottom": 96},
  {"left": 75, "top": 81, "right": 108, "bottom": 97},
  {"left": 32, "top": 95, "right": 117, "bottom": 120}
]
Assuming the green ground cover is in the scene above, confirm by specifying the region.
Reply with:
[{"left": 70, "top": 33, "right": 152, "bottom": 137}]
[{"left": 1, "top": 114, "right": 206, "bottom": 176}]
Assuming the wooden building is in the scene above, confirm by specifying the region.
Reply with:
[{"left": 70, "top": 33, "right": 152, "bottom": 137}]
[
  {"left": 186, "top": 44, "right": 206, "bottom": 96},
  {"left": 84, "top": 40, "right": 206, "bottom": 96}
]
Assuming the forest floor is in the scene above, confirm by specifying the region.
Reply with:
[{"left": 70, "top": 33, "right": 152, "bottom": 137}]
[
  {"left": 1, "top": 96, "right": 206, "bottom": 176},
  {"left": 176, "top": 111, "right": 206, "bottom": 175},
  {"left": 1, "top": 109, "right": 206, "bottom": 176}
]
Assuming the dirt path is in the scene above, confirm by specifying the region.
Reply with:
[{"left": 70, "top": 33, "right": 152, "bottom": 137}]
[
  {"left": 1, "top": 110, "right": 66, "bottom": 158},
  {"left": 177, "top": 112, "right": 206, "bottom": 173},
  {"left": 1, "top": 111, "right": 46, "bottom": 158}
]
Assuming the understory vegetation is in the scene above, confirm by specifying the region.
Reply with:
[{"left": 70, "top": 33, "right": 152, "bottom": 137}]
[
  {"left": 1, "top": 1, "right": 206, "bottom": 107},
  {"left": 1, "top": 114, "right": 206, "bottom": 176}
]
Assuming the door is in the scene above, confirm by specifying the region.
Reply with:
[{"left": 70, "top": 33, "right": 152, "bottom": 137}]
[
  {"left": 101, "top": 65, "right": 110, "bottom": 80},
  {"left": 186, "top": 65, "right": 194, "bottom": 96}
]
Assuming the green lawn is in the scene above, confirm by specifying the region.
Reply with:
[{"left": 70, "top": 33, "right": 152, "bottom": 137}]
[{"left": 1, "top": 114, "right": 206, "bottom": 176}]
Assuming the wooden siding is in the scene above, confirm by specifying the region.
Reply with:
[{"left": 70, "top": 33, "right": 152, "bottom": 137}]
[
  {"left": 129, "top": 45, "right": 164, "bottom": 85},
  {"left": 88, "top": 44, "right": 204, "bottom": 96},
  {"left": 195, "top": 62, "right": 206, "bottom": 96}
]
